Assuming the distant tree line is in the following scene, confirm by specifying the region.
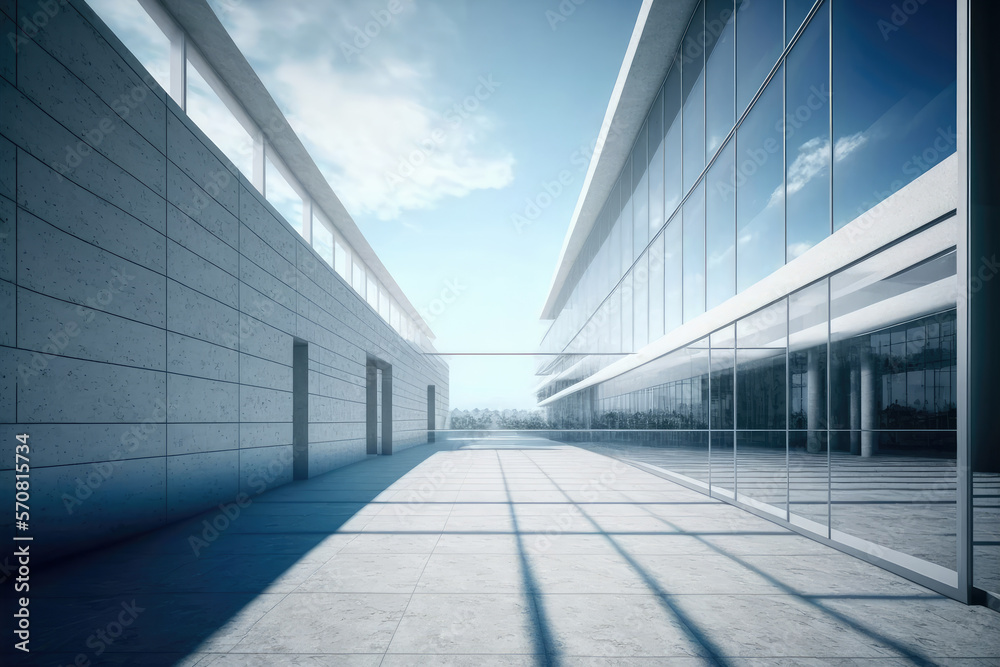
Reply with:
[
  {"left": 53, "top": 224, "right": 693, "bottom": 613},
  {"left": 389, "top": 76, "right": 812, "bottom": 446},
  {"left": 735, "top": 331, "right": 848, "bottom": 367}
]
[{"left": 449, "top": 408, "right": 550, "bottom": 430}]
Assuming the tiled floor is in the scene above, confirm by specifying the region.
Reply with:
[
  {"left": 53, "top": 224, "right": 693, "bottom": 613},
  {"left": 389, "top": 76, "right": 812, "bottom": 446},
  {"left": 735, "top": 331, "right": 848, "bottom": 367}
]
[{"left": 4, "top": 436, "right": 1000, "bottom": 666}]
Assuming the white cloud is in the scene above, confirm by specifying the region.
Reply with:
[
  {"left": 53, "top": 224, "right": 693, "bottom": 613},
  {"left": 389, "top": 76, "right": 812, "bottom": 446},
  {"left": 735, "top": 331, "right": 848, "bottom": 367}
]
[{"left": 206, "top": 0, "right": 513, "bottom": 221}]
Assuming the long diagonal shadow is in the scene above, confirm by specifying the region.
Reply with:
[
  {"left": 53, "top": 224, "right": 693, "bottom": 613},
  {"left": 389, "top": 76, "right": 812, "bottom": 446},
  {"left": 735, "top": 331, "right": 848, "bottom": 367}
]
[
  {"left": 575, "top": 448, "right": 944, "bottom": 666},
  {"left": 516, "top": 448, "right": 732, "bottom": 666},
  {"left": 496, "top": 449, "right": 560, "bottom": 667}
]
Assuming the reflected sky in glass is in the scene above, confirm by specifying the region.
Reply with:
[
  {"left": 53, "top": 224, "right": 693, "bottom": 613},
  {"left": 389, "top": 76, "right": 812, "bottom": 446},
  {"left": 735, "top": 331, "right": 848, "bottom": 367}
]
[
  {"left": 707, "top": 140, "right": 736, "bottom": 309},
  {"left": 705, "top": 0, "right": 735, "bottom": 157},
  {"left": 683, "top": 2, "right": 706, "bottom": 192},
  {"left": 664, "top": 214, "right": 683, "bottom": 333},
  {"left": 736, "top": 0, "right": 782, "bottom": 115},
  {"left": 736, "top": 68, "right": 784, "bottom": 292},
  {"left": 663, "top": 62, "right": 684, "bottom": 218},
  {"left": 648, "top": 89, "right": 665, "bottom": 237},
  {"left": 785, "top": 3, "right": 830, "bottom": 261},
  {"left": 632, "top": 122, "right": 649, "bottom": 257},
  {"left": 683, "top": 181, "right": 706, "bottom": 323},
  {"left": 832, "top": 0, "right": 956, "bottom": 229}
]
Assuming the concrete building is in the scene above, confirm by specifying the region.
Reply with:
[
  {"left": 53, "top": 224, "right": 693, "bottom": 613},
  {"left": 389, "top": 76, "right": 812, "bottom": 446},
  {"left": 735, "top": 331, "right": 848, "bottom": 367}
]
[
  {"left": 0, "top": 0, "right": 448, "bottom": 560},
  {"left": 537, "top": 0, "right": 998, "bottom": 607}
]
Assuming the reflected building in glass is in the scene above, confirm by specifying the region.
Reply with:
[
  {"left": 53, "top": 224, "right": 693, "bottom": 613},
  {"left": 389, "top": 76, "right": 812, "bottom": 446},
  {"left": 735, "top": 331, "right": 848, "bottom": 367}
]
[{"left": 537, "top": 0, "right": 997, "bottom": 607}]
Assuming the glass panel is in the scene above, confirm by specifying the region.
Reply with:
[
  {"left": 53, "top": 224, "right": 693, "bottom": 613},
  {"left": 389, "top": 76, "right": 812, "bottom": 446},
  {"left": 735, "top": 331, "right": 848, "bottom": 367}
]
[
  {"left": 649, "top": 232, "right": 665, "bottom": 342},
  {"left": 786, "top": 0, "right": 816, "bottom": 44},
  {"left": 334, "top": 240, "right": 348, "bottom": 281},
  {"left": 88, "top": 0, "right": 170, "bottom": 92},
  {"left": 620, "top": 172, "right": 633, "bottom": 271},
  {"left": 830, "top": 231, "right": 958, "bottom": 572},
  {"left": 352, "top": 262, "right": 365, "bottom": 298},
  {"left": 736, "top": 0, "right": 783, "bottom": 115},
  {"left": 633, "top": 123, "right": 649, "bottom": 257},
  {"left": 710, "top": 348, "right": 735, "bottom": 430},
  {"left": 366, "top": 277, "right": 378, "bottom": 310},
  {"left": 682, "top": 1, "right": 706, "bottom": 192},
  {"left": 736, "top": 68, "right": 784, "bottom": 292},
  {"left": 711, "top": 431, "right": 735, "bottom": 497},
  {"left": 737, "top": 299, "right": 788, "bottom": 431},
  {"left": 683, "top": 181, "right": 706, "bottom": 323},
  {"left": 621, "top": 272, "right": 633, "bottom": 353},
  {"left": 789, "top": 280, "right": 829, "bottom": 531},
  {"left": 609, "top": 218, "right": 623, "bottom": 286},
  {"left": 705, "top": 0, "right": 736, "bottom": 157},
  {"left": 707, "top": 140, "right": 736, "bottom": 310},
  {"left": 663, "top": 214, "right": 683, "bottom": 333},
  {"left": 831, "top": 0, "right": 956, "bottom": 230},
  {"left": 737, "top": 430, "right": 787, "bottom": 517},
  {"left": 379, "top": 287, "right": 391, "bottom": 321},
  {"left": 649, "top": 89, "right": 665, "bottom": 237},
  {"left": 735, "top": 300, "right": 788, "bottom": 515},
  {"left": 786, "top": 2, "right": 830, "bottom": 261},
  {"left": 186, "top": 60, "right": 254, "bottom": 177},
  {"left": 789, "top": 430, "right": 828, "bottom": 532},
  {"left": 265, "top": 155, "right": 304, "bottom": 236},
  {"left": 609, "top": 286, "right": 622, "bottom": 353},
  {"left": 312, "top": 214, "right": 334, "bottom": 268},
  {"left": 633, "top": 253, "right": 649, "bottom": 351},
  {"left": 663, "top": 60, "right": 684, "bottom": 218}
]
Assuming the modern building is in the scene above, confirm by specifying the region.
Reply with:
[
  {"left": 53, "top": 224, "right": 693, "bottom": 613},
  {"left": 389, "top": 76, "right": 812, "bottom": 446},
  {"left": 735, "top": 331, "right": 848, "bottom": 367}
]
[
  {"left": 0, "top": 0, "right": 448, "bottom": 560},
  {"left": 537, "top": 0, "right": 997, "bottom": 607}
]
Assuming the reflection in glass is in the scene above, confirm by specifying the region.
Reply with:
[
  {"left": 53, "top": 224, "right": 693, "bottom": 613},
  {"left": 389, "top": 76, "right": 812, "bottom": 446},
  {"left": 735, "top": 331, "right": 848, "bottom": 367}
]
[
  {"left": 649, "top": 89, "right": 665, "bottom": 237},
  {"left": 683, "top": 181, "right": 706, "bottom": 323},
  {"left": 705, "top": 0, "right": 735, "bottom": 157},
  {"left": 683, "top": 1, "right": 706, "bottom": 192},
  {"left": 736, "top": 69, "right": 784, "bottom": 292},
  {"left": 664, "top": 61, "right": 684, "bottom": 218},
  {"left": 785, "top": 3, "right": 830, "bottom": 261},
  {"left": 737, "top": 300, "right": 787, "bottom": 431},
  {"left": 736, "top": 0, "right": 782, "bottom": 115},
  {"left": 620, "top": 167, "right": 634, "bottom": 271},
  {"left": 649, "top": 232, "right": 665, "bottom": 342},
  {"left": 789, "top": 280, "right": 829, "bottom": 531},
  {"left": 831, "top": 0, "right": 956, "bottom": 230},
  {"left": 634, "top": 253, "right": 649, "bottom": 351},
  {"left": 711, "top": 431, "right": 735, "bottom": 497},
  {"left": 664, "top": 214, "right": 683, "bottom": 333},
  {"left": 707, "top": 140, "right": 736, "bottom": 310},
  {"left": 786, "top": 0, "right": 816, "bottom": 43},
  {"left": 737, "top": 430, "right": 787, "bottom": 517},
  {"left": 621, "top": 272, "right": 633, "bottom": 353},
  {"left": 829, "top": 235, "right": 958, "bottom": 572},
  {"left": 633, "top": 123, "right": 649, "bottom": 257}
]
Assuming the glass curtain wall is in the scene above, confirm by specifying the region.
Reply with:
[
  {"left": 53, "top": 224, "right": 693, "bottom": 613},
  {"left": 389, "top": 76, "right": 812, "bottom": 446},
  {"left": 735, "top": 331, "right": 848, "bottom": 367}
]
[
  {"left": 541, "top": 0, "right": 957, "bottom": 372},
  {"left": 552, "top": 219, "right": 959, "bottom": 583}
]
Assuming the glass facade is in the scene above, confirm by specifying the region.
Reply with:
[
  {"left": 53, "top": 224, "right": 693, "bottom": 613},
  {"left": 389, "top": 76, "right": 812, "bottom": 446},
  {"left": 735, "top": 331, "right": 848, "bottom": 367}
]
[{"left": 540, "top": 0, "right": 971, "bottom": 597}]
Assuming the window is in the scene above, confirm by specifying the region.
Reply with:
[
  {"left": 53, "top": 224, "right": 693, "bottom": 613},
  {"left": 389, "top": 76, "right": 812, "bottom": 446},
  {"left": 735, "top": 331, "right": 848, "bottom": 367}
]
[
  {"left": 187, "top": 54, "right": 254, "bottom": 177},
  {"left": 831, "top": 0, "right": 956, "bottom": 230},
  {"left": 663, "top": 61, "right": 683, "bottom": 217},
  {"left": 312, "top": 211, "right": 334, "bottom": 268},
  {"left": 683, "top": 181, "right": 706, "bottom": 322},
  {"left": 706, "top": 140, "right": 736, "bottom": 309},
  {"left": 682, "top": 1, "right": 706, "bottom": 192},
  {"left": 87, "top": 0, "right": 170, "bottom": 93},
  {"left": 736, "top": 0, "right": 782, "bottom": 115},
  {"left": 736, "top": 69, "right": 784, "bottom": 292},
  {"left": 632, "top": 122, "right": 649, "bottom": 257},
  {"left": 334, "top": 239, "right": 349, "bottom": 281},
  {"left": 265, "top": 154, "right": 304, "bottom": 237},
  {"left": 705, "top": 0, "right": 735, "bottom": 156},
  {"left": 785, "top": 4, "right": 830, "bottom": 261},
  {"left": 352, "top": 261, "right": 366, "bottom": 298},
  {"left": 367, "top": 277, "right": 378, "bottom": 311}
]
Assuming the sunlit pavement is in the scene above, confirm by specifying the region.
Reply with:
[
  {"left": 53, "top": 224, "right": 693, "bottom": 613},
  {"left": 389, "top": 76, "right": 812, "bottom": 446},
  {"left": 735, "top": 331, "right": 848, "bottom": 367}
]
[{"left": 5, "top": 436, "right": 1000, "bottom": 666}]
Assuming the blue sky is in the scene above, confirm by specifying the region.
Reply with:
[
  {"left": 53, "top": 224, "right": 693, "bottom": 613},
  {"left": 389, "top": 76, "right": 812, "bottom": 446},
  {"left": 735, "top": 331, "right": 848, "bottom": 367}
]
[{"left": 93, "top": 0, "right": 643, "bottom": 409}]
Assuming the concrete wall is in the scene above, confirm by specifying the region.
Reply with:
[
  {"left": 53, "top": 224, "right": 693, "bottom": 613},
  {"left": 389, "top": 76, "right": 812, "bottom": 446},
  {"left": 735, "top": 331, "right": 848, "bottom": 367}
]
[{"left": 0, "top": 0, "right": 449, "bottom": 559}]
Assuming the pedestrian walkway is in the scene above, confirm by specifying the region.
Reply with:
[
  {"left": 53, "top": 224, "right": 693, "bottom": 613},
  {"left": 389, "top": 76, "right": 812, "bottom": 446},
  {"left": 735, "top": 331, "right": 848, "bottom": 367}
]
[{"left": 5, "top": 436, "right": 1000, "bottom": 665}]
